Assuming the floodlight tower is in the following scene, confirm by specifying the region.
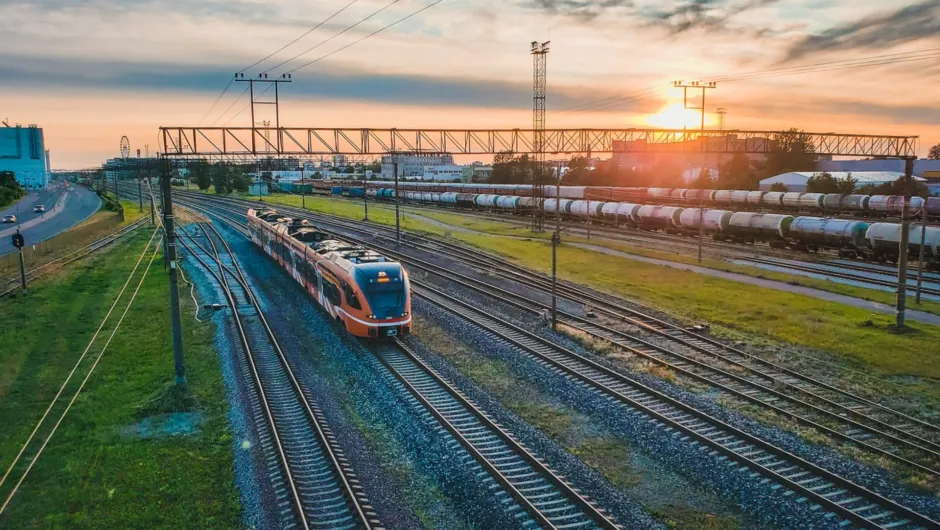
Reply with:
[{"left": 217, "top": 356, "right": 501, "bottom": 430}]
[{"left": 531, "top": 41, "right": 550, "bottom": 232}]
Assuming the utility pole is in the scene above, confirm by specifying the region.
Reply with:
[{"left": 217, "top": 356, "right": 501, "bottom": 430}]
[
  {"left": 394, "top": 160, "right": 401, "bottom": 244},
  {"left": 160, "top": 156, "right": 186, "bottom": 384},
  {"left": 551, "top": 161, "right": 562, "bottom": 330},
  {"left": 235, "top": 72, "right": 291, "bottom": 155},
  {"left": 531, "top": 40, "right": 550, "bottom": 233},
  {"left": 363, "top": 176, "right": 369, "bottom": 221},
  {"left": 895, "top": 157, "right": 915, "bottom": 328},
  {"left": 916, "top": 203, "right": 929, "bottom": 304},
  {"left": 15, "top": 231, "right": 27, "bottom": 294},
  {"left": 674, "top": 80, "right": 717, "bottom": 264}
]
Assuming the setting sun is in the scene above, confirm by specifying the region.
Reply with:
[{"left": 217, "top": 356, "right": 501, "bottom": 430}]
[{"left": 645, "top": 103, "right": 712, "bottom": 129}]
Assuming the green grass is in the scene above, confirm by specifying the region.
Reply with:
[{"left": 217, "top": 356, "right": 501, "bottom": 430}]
[
  {"left": 414, "top": 316, "right": 750, "bottom": 530},
  {"left": 264, "top": 193, "right": 940, "bottom": 380},
  {"left": 0, "top": 231, "right": 241, "bottom": 528}
]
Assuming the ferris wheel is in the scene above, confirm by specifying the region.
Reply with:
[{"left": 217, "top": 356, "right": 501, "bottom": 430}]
[{"left": 120, "top": 136, "right": 130, "bottom": 159}]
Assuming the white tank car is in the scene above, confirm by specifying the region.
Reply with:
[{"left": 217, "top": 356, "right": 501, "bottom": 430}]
[
  {"left": 669, "top": 189, "right": 688, "bottom": 200},
  {"left": 648, "top": 188, "right": 672, "bottom": 199},
  {"left": 789, "top": 217, "right": 869, "bottom": 249},
  {"left": 822, "top": 194, "right": 844, "bottom": 211},
  {"left": 869, "top": 195, "right": 925, "bottom": 214},
  {"left": 601, "top": 202, "right": 620, "bottom": 221},
  {"left": 686, "top": 189, "right": 717, "bottom": 202},
  {"left": 496, "top": 196, "right": 521, "bottom": 209},
  {"left": 678, "top": 208, "right": 733, "bottom": 232},
  {"left": 727, "top": 213, "right": 794, "bottom": 243},
  {"left": 868, "top": 223, "right": 940, "bottom": 260},
  {"left": 730, "top": 190, "right": 750, "bottom": 204},
  {"left": 745, "top": 191, "right": 765, "bottom": 205},
  {"left": 713, "top": 190, "right": 735, "bottom": 204},
  {"left": 440, "top": 192, "right": 459, "bottom": 204},
  {"left": 430, "top": 193, "right": 441, "bottom": 203},
  {"left": 636, "top": 205, "right": 684, "bottom": 230},
  {"left": 543, "top": 198, "right": 574, "bottom": 215},
  {"left": 761, "top": 192, "right": 785, "bottom": 207},
  {"left": 518, "top": 197, "right": 540, "bottom": 210},
  {"left": 475, "top": 194, "right": 499, "bottom": 207},
  {"left": 798, "top": 193, "right": 826, "bottom": 209},
  {"left": 568, "top": 200, "right": 607, "bottom": 218}
]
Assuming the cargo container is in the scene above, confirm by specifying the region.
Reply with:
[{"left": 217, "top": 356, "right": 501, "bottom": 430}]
[
  {"left": 678, "top": 208, "right": 733, "bottom": 232},
  {"left": 789, "top": 217, "right": 869, "bottom": 249},
  {"left": 636, "top": 205, "right": 684, "bottom": 229},
  {"left": 727, "top": 213, "right": 794, "bottom": 243}
]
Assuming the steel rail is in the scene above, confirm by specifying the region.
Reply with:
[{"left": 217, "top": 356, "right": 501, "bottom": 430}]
[
  {"left": 187, "top": 193, "right": 940, "bottom": 444},
  {"left": 180, "top": 220, "right": 379, "bottom": 530},
  {"left": 374, "top": 340, "right": 619, "bottom": 530},
  {"left": 410, "top": 282, "right": 938, "bottom": 530}
]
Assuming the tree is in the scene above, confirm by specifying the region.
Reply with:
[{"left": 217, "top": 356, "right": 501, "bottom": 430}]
[
  {"left": 211, "top": 163, "right": 231, "bottom": 194},
  {"left": 769, "top": 182, "right": 789, "bottom": 192},
  {"left": 857, "top": 179, "right": 930, "bottom": 198},
  {"left": 765, "top": 128, "right": 817, "bottom": 177},
  {"left": 688, "top": 168, "right": 714, "bottom": 189},
  {"left": 715, "top": 153, "right": 759, "bottom": 190},
  {"left": 490, "top": 152, "right": 531, "bottom": 184},
  {"left": 190, "top": 160, "right": 211, "bottom": 191},
  {"left": 230, "top": 167, "right": 250, "bottom": 192},
  {"left": 929, "top": 143, "right": 940, "bottom": 160},
  {"left": 805, "top": 172, "right": 857, "bottom": 194},
  {"left": 562, "top": 156, "right": 592, "bottom": 185}
]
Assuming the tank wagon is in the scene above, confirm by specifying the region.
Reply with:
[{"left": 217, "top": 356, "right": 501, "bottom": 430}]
[
  {"left": 789, "top": 218, "right": 870, "bottom": 256},
  {"left": 867, "top": 223, "right": 940, "bottom": 266},
  {"left": 724, "top": 213, "right": 794, "bottom": 247}
]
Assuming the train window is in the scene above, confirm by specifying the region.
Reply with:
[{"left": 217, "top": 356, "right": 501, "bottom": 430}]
[
  {"left": 324, "top": 281, "right": 341, "bottom": 306},
  {"left": 341, "top": 281, "right": 362, "bottom": 310}
]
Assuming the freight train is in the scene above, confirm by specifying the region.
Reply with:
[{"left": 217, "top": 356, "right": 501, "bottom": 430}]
[
  {"left": 351, "top": 187, "right": 940, "bottom": 268},
  {"left": 248, "top": 208, "right": 412, "bottom": 338},
  {"left": 313, "top": 180, "right": 940, "bottom": 218}
]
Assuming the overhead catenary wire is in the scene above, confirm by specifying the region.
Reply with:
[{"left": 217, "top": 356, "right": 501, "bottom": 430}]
[
  {"left": 243, "top": 0, "right": 362, "bottom": 73},
  {"left": 212, "top": 85, "right": 252, "bottom": 127},
  {"left": 263, "top": 0, "right": 404, "bottom": 75},
  {"left": 197, "top": 76, "right": 236, "bottom": 126},
  {"left": 283, "top": 0, "right": 447, "bottom": 75},
  {"left": 0, "top": 233, "right": 163, "bottom": 516}
]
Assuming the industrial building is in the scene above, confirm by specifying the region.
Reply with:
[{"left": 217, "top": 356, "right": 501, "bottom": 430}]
[
  {"left": 758, "top": 171, "right": 924, "bottom": 192},
  {"left": 0, "top": 124, "right": 49, "bottom": 189},
  {"left": 380, "top": 153, "right": 455, "bottom": 179},
  {"left": 817, "top": 158, "right": 940, "bottom": 177}
]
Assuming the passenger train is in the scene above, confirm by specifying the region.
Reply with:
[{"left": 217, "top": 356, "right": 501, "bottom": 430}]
[{"left": 248, "top": 208, "right": 412, "bottom": 338}]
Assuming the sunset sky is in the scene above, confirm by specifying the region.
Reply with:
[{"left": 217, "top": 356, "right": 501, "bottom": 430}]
[{"left": 2, "top": 0, "right": 938, "bottom": 168}]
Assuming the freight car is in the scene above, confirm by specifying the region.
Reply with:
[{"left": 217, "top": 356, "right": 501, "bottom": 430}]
[{"left": 248, "top": 208, "right": 412, "bottom": 338}]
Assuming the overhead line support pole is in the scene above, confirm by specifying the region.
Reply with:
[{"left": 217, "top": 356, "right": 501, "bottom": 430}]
[
  {"left": 394, "top": 160, "right": 401, "bottom": 245},
  {"left": 916, "top": 201, "right": 928, "bottom": 304},
  {"left": 160, "top": 155, "right": 187, "bottom": 384},
  {"left": 895, "top": 157, "right": 915, "bottom": 328}
]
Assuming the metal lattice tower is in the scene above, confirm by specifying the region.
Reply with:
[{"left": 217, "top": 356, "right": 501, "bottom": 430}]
[
  {"left": 717, "top": 108, "right": 727, "bottom": 131},
  {"left": 531, "top": 41, "right": 550, "bottom": 231}
]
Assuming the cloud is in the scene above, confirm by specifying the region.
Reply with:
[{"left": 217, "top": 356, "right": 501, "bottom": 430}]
[
  {"left": 785, "top": 0, "right": 940, "bottom": 60},
  {"left": 0, "top": 54, "right": 598, "bottom": 112},
  {"left": 642, "top": 0, "right": 780, "bottom": 34},
  {"left": 523, "top": 0, "right": 634, "bottom": 20}
]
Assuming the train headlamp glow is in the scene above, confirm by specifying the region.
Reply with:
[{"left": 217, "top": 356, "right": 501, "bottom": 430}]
[{"left": 377, "top": 271, "right": 390, "bottom": 283}]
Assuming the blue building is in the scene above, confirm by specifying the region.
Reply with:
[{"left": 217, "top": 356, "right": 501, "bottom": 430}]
[{"left": 0, "top": 124, "right": 49, "bottom": 189}]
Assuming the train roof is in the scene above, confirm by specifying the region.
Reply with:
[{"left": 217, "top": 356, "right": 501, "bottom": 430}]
[{"left": 252, "top": 208, "right": 399, "bottom": 269}]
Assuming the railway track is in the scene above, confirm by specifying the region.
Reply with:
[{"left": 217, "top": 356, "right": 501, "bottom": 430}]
[
  {"left": 178, "top": 220, "right": 380, "bottom": 530},
  {"left": 739, "top": 257, "right": 940, "bottom": 297},
  {"left": 2, "top": 218, "right": 148, "bottom": 298},
  {"left": 373, "top": 340, "right": 619, "bottom": 529},
  {"left": 175, "top": 193, "right": 940, "bottom": 475},
  {"left": 174, "top": 193, "right": 940, "bottom": 529}
]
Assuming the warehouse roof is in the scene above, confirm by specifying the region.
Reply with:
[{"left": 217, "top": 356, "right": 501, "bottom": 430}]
[{"left": 760, "top": 171, "right": 925, "bottom": 186}]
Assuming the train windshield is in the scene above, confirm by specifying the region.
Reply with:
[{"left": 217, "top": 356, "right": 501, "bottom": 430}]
[{"left": 356, "top": 265, "right": 407, "bottom": 319}]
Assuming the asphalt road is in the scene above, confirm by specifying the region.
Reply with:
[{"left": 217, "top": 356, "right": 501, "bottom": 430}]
[{"left": 0, "top": 185, "right": 102, "bottom": 256}]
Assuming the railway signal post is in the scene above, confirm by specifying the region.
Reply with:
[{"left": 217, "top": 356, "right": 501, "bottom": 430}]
[
  {"left": 394, "top": 161, "right": 401, "bottom": 245},
  {"left": 12, "top": 231, "right": 26, "bottom": 294},
  {"left": 160, "top": 156, "right": 187, "bottom": 384}
]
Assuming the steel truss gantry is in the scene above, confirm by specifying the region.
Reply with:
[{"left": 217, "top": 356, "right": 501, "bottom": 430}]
[{"left": 159, "top": 127, "right": 918, "bottom": 159}]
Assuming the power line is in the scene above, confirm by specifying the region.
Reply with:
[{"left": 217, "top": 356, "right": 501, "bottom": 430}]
[
  {"left": 283, "top": 0, "right": 446, "bottom": 75},
  {"left": 554, "top": 83, "right": 662, "bottom": 114},
  {"left": 197, "top": 77, "right": 236, "bottom": 126},
  {"left": 264, "top": 0, "right": 404, "bottom": 75},
  {"left": 211, "top": 85, "right": 251, "bottom": 127},
  {"left": 223, "top": 84, "right": 276, "bottom": 126},
  {"left": 713, "top": 52, "right": 940, "bottom": 83},
  {"left": 710, "top": 47, "right": 940, "bottom": 82},
  {"left": 242, "top": 0, "right": 362, "bottom": 73}
]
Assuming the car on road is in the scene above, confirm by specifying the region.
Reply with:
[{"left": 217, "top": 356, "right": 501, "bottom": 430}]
[
  {"left": 2, "top": 215, "right": 16, "bottom": 224},
  {"left": 33, "top": 205, "right": 45, "bottom": 213}
]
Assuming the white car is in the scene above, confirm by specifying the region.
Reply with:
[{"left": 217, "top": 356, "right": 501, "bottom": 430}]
[
  {"left": 33, "top": 205, "right": 45, "bottom": 213},
  {"left": 2, "top": 215, "right": 16, "bottom": 224}
]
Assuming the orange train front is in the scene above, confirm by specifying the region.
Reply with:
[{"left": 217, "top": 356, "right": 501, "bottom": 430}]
[{"left": 248, "top": 208, "right": 412, "bottom": 338}]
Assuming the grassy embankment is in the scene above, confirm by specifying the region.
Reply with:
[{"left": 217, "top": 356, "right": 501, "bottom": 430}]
[
  {"left": 0, "top": 200, "right": 151, "bottom": 279},
  {"left": 261, "top": 192, "right": 940, "bottom": 381},
  {"left": 0, "top": 230, "right": 241, "bottom": 528}
]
